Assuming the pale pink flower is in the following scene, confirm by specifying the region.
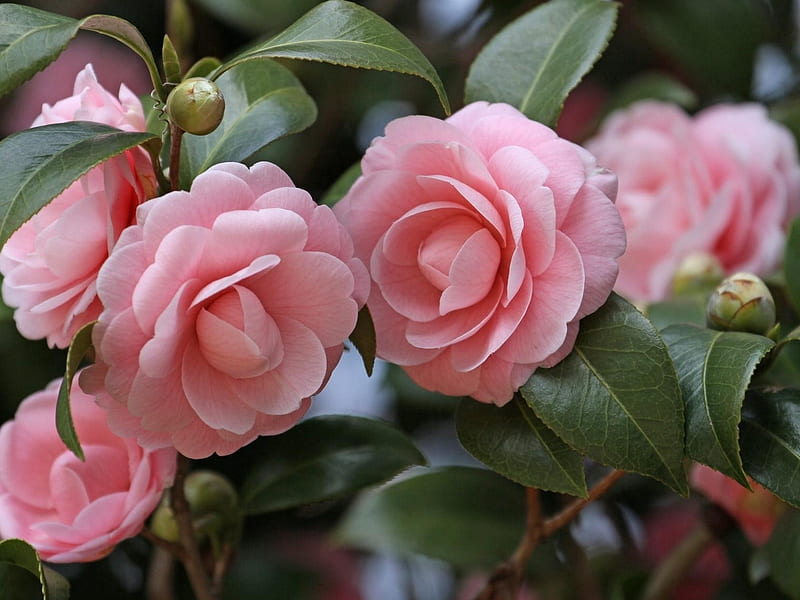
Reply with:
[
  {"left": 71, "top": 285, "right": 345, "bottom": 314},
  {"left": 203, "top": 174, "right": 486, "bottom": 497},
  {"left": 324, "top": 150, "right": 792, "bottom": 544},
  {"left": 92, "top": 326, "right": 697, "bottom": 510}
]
[
  {"left": 690, "top": 463, "right": 785, "bottom": 546},
  {"left": 587, "top": 101, "right": 800, "bottom": 303},
  {"left": 334, "top": 101, "right": 625, "bottom": 404},
  {"left": 0, "top": 374, "right": 176, "bottom": 563},
  {"left": 81, "top": 162, "right": 369, "bottom": 458},
  {"left": 0, "top": 64, "right": 157, "bottom": 348}
]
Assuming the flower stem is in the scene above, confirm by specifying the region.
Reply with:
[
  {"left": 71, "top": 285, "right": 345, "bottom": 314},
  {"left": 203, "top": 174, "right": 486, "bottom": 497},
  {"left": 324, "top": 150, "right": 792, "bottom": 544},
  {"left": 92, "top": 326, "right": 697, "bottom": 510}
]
[
  {"left": 169, "top": 123, "right": 184, "bottom": 192},
  {"left": 172, "top": 455, "right": 216, "bottom": 600},
  {"left": 475, "top": 469, "right": 626, "bottom": 600}
]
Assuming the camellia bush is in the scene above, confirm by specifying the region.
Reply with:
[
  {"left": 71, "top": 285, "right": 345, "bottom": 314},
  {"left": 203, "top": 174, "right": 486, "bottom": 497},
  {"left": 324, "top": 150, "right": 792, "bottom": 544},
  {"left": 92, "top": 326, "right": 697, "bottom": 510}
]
[{"left": 0, "top": 0, "right": 799, "bottom": 598}]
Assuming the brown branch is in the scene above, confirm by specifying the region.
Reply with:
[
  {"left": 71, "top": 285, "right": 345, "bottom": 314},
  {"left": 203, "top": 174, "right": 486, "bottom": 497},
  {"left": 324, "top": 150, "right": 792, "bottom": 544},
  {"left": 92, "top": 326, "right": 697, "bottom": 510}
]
[
  {"left": 172, "top": 455, "right": 216, "bottom": 600},
  {"left": 475, "top": 469, "right": 626, "bottom": 600},
  {"left": 168, "top": 123, "right": 184, "bottom": 192},
  {"left": 145, "top": 545, "right": 176, "bottom": 600}
]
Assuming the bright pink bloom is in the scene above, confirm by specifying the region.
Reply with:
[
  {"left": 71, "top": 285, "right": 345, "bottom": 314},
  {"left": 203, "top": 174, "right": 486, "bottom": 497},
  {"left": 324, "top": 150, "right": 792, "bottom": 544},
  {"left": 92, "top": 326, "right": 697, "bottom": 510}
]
[
  {"left": 82, "top": 162, "right": 369, "bottom": 458},
  {"left": 0, "top": 64, "right": 157, "bottom": 348},
  {"left": 587, "top": 101, "right": 800, "bottom": 302},
  {"left": 334, "top": 101, "right": 625, "bottom": 404},
  {"left": 690, "top": 463, "right": 785, "bottom": 546},
  {"left": 0, "top": 374, "right": 176, "bottom": 563}
]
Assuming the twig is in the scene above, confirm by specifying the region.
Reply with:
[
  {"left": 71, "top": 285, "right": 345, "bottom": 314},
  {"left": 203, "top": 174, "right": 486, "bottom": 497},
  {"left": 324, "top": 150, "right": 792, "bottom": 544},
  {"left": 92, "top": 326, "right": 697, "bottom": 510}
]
[
  {"left": 168, "top": 123, "right": 184, "bottom": 192},
  {"left": 474, "top": 469, "right": 626, "bottom": 600},
  {"left": 145, "top": 545, "right": 176, "bottom": 600},
  {"left": 172, "top": 455, "right": 216, "bottom": 600}
]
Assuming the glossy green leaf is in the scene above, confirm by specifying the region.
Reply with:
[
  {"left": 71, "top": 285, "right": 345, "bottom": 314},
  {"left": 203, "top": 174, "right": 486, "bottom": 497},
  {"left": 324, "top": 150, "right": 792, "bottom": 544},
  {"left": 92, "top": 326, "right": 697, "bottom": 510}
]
[
  {"left": 521, "top": 293, "right": 687, "bottom": 494},
  {"left": 766, "top": 511, "right": 800, "bottom": 598},
  {"left": 636, "top": 0, "right": 764, "bottom": 96},
  {"left": 184, "top": 56, "right": 222, "bottom": 80},
  {"left": 0, "top": 122, "right": 157, "bottom": 247},
  {"left": 646, "top": 297, "right": 706, "bottom": 331},
  {"left": 78, "top": 15, "right": 162, "bottom": 99},
  {"left": 740, "top": 388, "right": 800, "bottom": 507},
  {"left": 604, "top": 72, "right": 697, "bottom": 115},
  {"left": 464, "top": 0, "right": 618, "bottom": 126},
  {"left": 191, "top": 0, "right": 320, "bottom": 35},
  {"left": 241, "top": 416, "right": 425, "bottom": 514},
  {"left": 662, "top": 325, "right": 773, "bottom": 486},
  {"left": 56, "top": 321, "right": 95, "bottom": 461},
  {"left": 0, "top": 5, "right": 75, "bottom": 97},
  {"left": 0, "top": 539, "right": 70, "bottom": 600},
  {"left": 785, "top": 217, "right": 800, "bottom": 314},
  {"left": 321, "top": 161, "right": 361, "bottom": 207},
  {"left": 336, "top": 466, "right": 525, "bottom": 568},
  {"left": 0, "top": 6, "right": 161, "bottom": 100},
  {"left": 456, "top": 395, "right": 587, "bottom": 497},
  {"left": 181, "top": 59, "right": 317, "bottom": 185},
  {"left": 214, "top": 0, "right": 450, "bottom": 114},
  {"left": 349, "top": 306, "right": 376, "bottom": 377}
]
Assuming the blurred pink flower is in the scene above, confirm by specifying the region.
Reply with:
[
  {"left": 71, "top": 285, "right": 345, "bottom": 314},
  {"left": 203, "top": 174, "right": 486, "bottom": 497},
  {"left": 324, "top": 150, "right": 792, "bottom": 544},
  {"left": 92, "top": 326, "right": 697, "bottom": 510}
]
[
  {"left": 2, "top": 35, "right": 151, "bottom": 135},
  {"left": 642, "top": 502, "right": 730, "bottom": 600},
  {"left": 82, "top": 162, "right": 369, "bottom": 458},
  {"left": 0, "top": 374, "right": 175, "bottom": 563},
  {"left": 0, "top": 64, "right": 157, "bottom": 348},
  {"left": 690, "top": 463, "right": 785, "bottom": 546},
  {"left": 587, "top": 101, "right": 800, "bottom": 302},
  {"left": 335, "top": 101, "right": 625, "bottom": 404}
]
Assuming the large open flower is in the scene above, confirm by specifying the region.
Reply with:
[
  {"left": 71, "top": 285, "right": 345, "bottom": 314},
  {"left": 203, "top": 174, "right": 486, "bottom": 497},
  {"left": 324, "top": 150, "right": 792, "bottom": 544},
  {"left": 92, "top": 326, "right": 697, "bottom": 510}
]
[
  {"left": 0, "top": 64, "right": 156, "bottom": 348},
  {"left": 0, "top": 374, "right": 175, "bottom": 563},
  {"left": 82, "top": 162, "right": 369, "bottom": 458},
  {"left": 335, "top": 101, "right": 625, "bottom": 404}
]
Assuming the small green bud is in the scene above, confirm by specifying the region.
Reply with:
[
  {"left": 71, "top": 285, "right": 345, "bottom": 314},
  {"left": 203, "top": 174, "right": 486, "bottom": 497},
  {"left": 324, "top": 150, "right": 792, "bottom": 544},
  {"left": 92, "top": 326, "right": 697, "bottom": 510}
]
[
  {"left": 184, "top": 470, "right": 238, "bottom": 518},
  {"left": 706, "top": 272, "right": 776, "bottom": 335},
  {"left": 672, "top": 252, "right": 724, "bottom": 297},
  {"left": 166, "top": 77, "right": 224, "bottom": 135},
  {"left": 150, "top": 503, "right": 180, "bottom": 543}
]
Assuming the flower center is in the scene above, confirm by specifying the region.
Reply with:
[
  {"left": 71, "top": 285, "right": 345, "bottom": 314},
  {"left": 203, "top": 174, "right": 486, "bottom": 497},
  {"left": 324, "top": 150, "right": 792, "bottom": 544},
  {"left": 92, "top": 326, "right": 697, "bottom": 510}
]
[{"left": 196, "top": 285, "right": 283, "bottom": 378}]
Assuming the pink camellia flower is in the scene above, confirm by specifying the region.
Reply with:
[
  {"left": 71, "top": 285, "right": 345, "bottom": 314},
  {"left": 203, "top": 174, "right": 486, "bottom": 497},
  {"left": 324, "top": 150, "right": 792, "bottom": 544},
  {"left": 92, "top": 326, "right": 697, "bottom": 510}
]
[
  {"left": 0, "top": 63, "right": 157, "bottom": 348},
  {"left": 334, "top": 101, "right": 625, "bottom": 404},
  {"left": 81, "top": 162, "right": 369, "bottom": 458},
  {"left": 690, "top": 463, "right": 785, "bottom": 546},
  {"left": 0, "top": 374, "right": 176, "bottom": 563},
  {"left": 586, "top": 101, "right": 800, "bottom": 303}
]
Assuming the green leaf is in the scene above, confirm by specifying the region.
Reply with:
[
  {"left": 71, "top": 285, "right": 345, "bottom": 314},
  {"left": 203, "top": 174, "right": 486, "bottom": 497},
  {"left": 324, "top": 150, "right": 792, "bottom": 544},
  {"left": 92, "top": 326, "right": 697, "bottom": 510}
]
[
  {"left": 321, "top": 161, "right": 361, "bottom": 207},
  {"left": 646, "top": 297, "right": 706, "bottom": 331},
  {"left": 241, "top": 415, "right": 425, "bottom": 514},
  {"left": 180, "top": 59, "right": 317, "bottom": 185},
  {"left": 0, "top": 6, "right": 161, "bottom": 100},
  {"left": 214, "top": 0, "right": 450, "bottom": 114},
  {"left": 349, "top": 306, "right": 375, "bottom": 377},
  {"left": 785, "top": 217, "right": 800, "bottom": 314},
  {"left": 56, "top": 321, "right": 95, "bottom": 461},
  {"left": 336, "top": 466, "right": 525, "bottom": 568},
  {"left": 0, "top": 539, "right": 70, "bottom": 600},
  {"left": 0, "top": 4, "right": 76, "bottom": 98},
  {"left": 603, "top": 72, "right": 698, "bottom": 115},
  {"left": 184, "top": 56, "right": 223, "bottom": 80},
  {"left": 521, "top": 293, "right": 688, "bottom": 494},
  {"left": 464, "top": 0, "right": 618, "bottom": 127},
  {"left": 191, "top": 0, "right": 320, "bottom": 35},
  {"left": 636, "top": 0, "right": 764, "bottom": 96},
  {"left": 662, "top": 325, "right": 773, "bottom": 487},
  {"left": 456, "top": 395, "right": 587, "bottom": 497},
  {"left": 740, "top": 388, "right": 800, "bottom": 508},
  {"left": 765, "top": 511, "right": 800, "bottom": 598},
  {"left": 0, "top": 122, "right": 157, "bottom": 247},
  {"left": 78, "top": 15, "right": 162, "bottom": 99}
]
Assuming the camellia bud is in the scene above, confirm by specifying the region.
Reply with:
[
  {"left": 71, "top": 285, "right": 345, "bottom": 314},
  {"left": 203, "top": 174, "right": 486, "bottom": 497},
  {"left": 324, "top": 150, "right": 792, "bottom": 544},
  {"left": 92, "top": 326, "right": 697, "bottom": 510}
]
[
  {"left": 150, "top": 470, "right": 239, "bottom": 546},
  {"left": 165, "top": 77, "right": 224, "bottom": 135},
  {"left": 672, "top": 252, "right": 724, "bottom": 297},
  {"left": 706, "top": 272, "right": 776, "bottom": 335}
]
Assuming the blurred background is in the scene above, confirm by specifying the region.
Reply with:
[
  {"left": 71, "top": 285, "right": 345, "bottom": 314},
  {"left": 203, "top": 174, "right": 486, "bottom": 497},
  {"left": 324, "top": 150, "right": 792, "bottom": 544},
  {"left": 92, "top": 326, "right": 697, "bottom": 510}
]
[{"left": 2, "top": 1, "right": 800, "bottom": 598}]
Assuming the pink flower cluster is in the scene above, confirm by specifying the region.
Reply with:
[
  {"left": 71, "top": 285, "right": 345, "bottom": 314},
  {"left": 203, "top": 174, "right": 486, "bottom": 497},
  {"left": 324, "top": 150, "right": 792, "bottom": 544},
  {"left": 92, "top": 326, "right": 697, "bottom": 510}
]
[
  {"left": 0, "top": 375, "right": 175, "bottom": 563},
  {"left": 335, "top": 101, "right": 625, "bottom": 403},
  {"left": 587, "top": 101, "right": 800, "bottom": 302}
]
